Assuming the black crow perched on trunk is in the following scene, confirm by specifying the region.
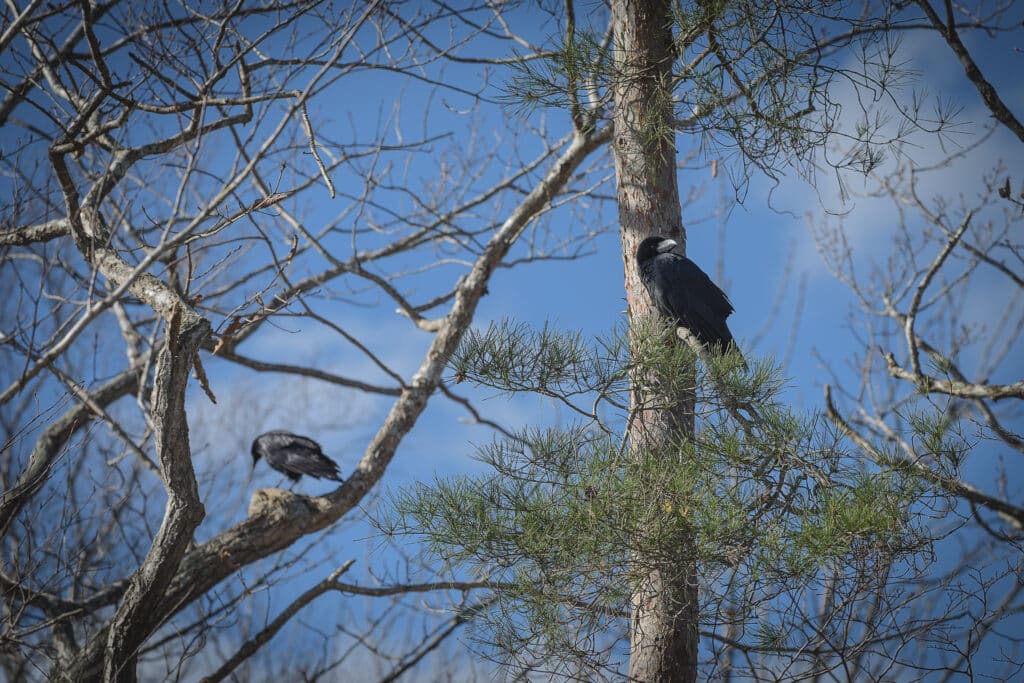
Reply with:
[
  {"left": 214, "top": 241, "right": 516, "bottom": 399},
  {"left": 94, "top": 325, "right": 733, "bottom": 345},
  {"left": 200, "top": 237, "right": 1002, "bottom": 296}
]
[
  {"left": 251, "top": 430, "right": 342, "bottom": 482},
  {"left": 636, "top": 235, "right": 739, "bottom": 354}
]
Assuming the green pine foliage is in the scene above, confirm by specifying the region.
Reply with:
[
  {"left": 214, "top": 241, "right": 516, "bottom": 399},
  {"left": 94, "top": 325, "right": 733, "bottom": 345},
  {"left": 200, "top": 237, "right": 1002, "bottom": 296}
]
[
  {"left": 502, "top": 28, "right": 608, "bottom": 126},
  {"left": 378, "top": 319, "right": 932, "bottom": 676}
]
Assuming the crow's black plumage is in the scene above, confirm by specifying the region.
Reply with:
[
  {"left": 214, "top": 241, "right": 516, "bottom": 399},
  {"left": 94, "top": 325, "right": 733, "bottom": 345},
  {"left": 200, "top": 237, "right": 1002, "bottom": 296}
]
[
  {"left": 251, "top": 430, "right": 342, "bottom": 482},
  {"left": 636, "top": 235, "right": 738, "bottom": 352}
]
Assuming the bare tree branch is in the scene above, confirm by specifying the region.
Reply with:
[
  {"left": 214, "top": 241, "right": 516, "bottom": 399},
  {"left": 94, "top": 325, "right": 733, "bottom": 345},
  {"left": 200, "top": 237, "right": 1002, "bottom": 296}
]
[
  {"left": 199, "top": 560, "right": 357, "bottom": 683},
  {"left": 0, "top": 219, "right": 69, "bottom": 246},
  {"left": 913, "top": 0, "right": 1024, "bottom": 144},
  {"left": 0, "top": 366, "right": 143, "bottom": 536},
  {"left": 102, "top": 306, "right": 210, "bottom": 682},
  {"left": 882, "top": 353, "right": 1024, "bottom": 401}
]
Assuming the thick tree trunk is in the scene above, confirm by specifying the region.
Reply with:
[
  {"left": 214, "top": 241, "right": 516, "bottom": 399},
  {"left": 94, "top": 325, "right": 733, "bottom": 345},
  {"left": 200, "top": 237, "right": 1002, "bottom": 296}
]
[{"left": 610, "top": 0, "right": 699, "bottom": 681}]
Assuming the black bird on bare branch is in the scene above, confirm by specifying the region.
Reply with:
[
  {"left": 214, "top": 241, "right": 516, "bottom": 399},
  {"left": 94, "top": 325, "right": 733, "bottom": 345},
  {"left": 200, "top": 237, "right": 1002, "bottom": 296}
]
[{"left": 251, "top": 430, "right": 343, "bottom": 482}]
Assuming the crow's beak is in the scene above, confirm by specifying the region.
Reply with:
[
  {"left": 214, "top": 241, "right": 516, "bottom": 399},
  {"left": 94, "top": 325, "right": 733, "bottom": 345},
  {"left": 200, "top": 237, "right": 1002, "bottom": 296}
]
[{"left": 657, "top": 239, "right": 677, "bottom": 253}]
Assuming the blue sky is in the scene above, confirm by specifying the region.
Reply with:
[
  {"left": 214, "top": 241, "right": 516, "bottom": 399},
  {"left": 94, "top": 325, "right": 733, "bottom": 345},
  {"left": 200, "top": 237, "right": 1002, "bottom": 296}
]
[{"left": 3, "top": 0, "right": 1021, "bottom": 678}]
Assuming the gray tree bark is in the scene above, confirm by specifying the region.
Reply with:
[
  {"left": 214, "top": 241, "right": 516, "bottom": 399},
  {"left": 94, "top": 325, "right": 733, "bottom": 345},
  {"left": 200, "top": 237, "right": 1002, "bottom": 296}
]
[
  {"left": 102, "top": 307, "right": 209, "bottom": 683},
  {"left": 610, "top": 0, "right": 699, "bottom": 680}
]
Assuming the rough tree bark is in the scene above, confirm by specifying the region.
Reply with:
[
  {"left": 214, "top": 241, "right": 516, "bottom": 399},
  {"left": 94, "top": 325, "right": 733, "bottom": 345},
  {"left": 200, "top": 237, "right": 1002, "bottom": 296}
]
[
  {"left": 102, "top": 307, "right": 209, "bottom": 683},
  {"left": 610, "top": 0, "right": 699, "bottom": 681}
]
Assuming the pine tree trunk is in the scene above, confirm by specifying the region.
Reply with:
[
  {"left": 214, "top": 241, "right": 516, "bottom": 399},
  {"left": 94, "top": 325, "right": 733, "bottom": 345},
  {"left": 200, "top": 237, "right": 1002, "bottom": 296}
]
[{"left": 610, "top": 0, "right": 699, "bottom": 680}]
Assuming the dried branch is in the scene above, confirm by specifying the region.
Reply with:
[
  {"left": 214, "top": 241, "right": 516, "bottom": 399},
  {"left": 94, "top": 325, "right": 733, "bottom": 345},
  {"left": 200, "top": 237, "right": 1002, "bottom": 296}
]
[
  {"left": 913, "top": 0, "right": 1024, "bottom": 144},
  {"left": 214, "top": 349, "right": 403, "bottom": 396},
  {"left": 199, "top": 561, "right": 357, "bottom": 683},
  {"left": 299, "top": 101, "right": 335, "bottom": 199},
  {"left": 882, "top": 352, "right": 1024, "bottom": 401},
  {"left": 0, "top": 219, "right": 69, "bottom": 246},
  {"left": 904, "top": 211, "right": 972, "bottom": 376},
  {"left": 376, "top": 602, "right": 483, "bottom": 683},
  {"left": 0, "top": 366, "right": 143, "bottom": 536}
]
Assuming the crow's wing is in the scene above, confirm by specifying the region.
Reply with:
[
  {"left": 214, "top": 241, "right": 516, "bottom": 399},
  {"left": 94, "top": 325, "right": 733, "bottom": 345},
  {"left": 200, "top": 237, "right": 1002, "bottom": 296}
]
[
  {"left": 258, "top": 431, "right": 342, "bottom": 481},
  {"left": 278, "top": 449, "right": 341, "bottom": 481},
  {"left": 260, "top": 430, "right": 322, "bottom": 452},
  {"left": 644, "top": 254, "right": 734, "bottom": 348}
]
